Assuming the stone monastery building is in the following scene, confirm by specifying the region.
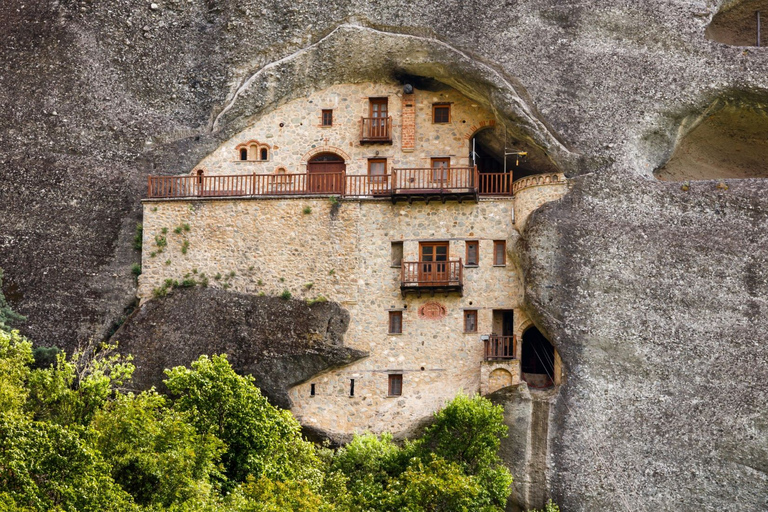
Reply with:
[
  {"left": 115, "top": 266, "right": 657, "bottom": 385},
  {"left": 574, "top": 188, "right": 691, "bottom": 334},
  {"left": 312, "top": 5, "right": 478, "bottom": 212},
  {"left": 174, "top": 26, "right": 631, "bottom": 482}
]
[{"left": 141, "top": 81, "right": 568, "bottom": 437}]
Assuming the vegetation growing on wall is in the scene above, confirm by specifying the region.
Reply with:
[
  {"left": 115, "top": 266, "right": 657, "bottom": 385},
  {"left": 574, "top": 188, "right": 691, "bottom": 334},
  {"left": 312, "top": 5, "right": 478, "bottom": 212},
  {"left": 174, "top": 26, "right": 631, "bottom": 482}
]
[
  {"left": 0, "top": 329, "right": 513, "bottom": 511},
  {"left": 0, "top": 268, "right": 25, "bottom": 333}
]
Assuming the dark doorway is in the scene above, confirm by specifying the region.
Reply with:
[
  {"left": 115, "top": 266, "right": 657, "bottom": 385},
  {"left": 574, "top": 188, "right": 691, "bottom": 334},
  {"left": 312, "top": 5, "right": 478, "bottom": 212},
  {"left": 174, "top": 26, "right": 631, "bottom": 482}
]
[
  {"left": 307, "top": 152, "right": 345, "bottom": 193},
  {"left": 521, "top": 326, "right": 554, "bottom": 388}
]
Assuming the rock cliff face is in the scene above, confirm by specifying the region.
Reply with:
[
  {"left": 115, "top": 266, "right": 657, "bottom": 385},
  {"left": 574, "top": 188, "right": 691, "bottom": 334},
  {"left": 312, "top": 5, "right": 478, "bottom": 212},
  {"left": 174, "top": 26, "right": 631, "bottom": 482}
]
[
  {"left": 2, "top": 0, "right": 768, "bottom": 509},
  {"left": 112, "top": 288, "right": 364, "bottom": 410}
]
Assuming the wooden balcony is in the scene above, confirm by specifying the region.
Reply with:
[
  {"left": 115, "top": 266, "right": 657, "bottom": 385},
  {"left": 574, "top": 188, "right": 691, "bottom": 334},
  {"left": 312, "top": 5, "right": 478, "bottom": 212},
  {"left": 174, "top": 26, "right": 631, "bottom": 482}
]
[
  {"left": 484, "top": 334, "right": 517, "bottom": 360},
  {"left": 360, "top": 117, "right": 392, "bottom": 143},
  {"left": 400, "top": 260, "right": 463, "bottom": 297},
  {"left": 146, "top": 169, "right": 516, "bottom": 200},
  {"left": 391, "top": 167, "right": 478, "bottom": 203}
]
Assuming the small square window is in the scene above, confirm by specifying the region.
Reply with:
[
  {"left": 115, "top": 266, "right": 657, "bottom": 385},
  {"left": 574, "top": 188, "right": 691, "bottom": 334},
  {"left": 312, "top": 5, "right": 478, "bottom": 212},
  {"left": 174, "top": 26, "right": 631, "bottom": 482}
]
[
  {"left": 389, "top": 311, "right": 402, "bottom": 334},
  {"left": 433, "top": 104, "right": 450, "bottom": 123},
  {"left": 322, "top": 109, "right": 333, "bottom": 126},
  {"left": 388, "top": 374, "right": 402, "bottom": 396},
  {"left": 391, "top": 241, "right": 403, "bottom": 267},
  {"left": 494, "top": 240, "right": 506, "bottom": 266},
  {"left": 466, "top": 241, "right": 478, "bottom": 266},
  {"left": 464, "top": 310, "right": 477, "bottom": 333}
]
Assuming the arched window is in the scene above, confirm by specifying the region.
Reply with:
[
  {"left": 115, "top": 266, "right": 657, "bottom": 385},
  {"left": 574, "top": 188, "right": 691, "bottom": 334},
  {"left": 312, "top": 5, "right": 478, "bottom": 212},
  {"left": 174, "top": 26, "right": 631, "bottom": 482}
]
[
  {"left": 261, "top": 147, "right": 268, "bottom": 160},
  {"left": 240, "top": 148, "right": 248, "bottom": 161}
]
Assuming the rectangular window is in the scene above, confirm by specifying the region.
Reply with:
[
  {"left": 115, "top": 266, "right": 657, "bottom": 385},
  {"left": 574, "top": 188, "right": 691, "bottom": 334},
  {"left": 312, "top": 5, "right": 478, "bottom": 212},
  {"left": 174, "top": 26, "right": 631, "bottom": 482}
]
[
  {"left": 388, "top": 374, "right": 402, "bottom": 396},
  {"left": 389, "top": 311, "right": 403, "bottom": 334},
  {"left": 494, "top": 240, "right": 506, "bottom": 266},
  {"left": 430, "top": 157, "right": 450, "bottom": 182},
  {"left": 369, "top": 158, "right": 387, "bottom": 184},
  {"left": 321, "top": 109, "right": 333, "bottom": 126},
  {"left": 433, "top": 104, "right": 450, "bottom": 123},
  {"left": 391, "top": 241, "right": 403, "bottom": 267},
  {"left": 464, "top": 310, "right": 478, "bottom": 333},
  {"left": 350, "top": 379, "right": 355, "bottom": 397},
  {"left": 310, "top": 383, "right": 316, "bottom": 396},
  {"left": 466, "top": 241, "right": 479, "bottom": 266}
]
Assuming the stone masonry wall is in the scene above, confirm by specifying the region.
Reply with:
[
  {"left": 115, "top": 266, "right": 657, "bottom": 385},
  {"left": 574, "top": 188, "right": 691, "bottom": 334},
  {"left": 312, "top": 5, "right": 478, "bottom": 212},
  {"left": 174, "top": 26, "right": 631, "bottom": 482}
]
[
  {"left": 141, "top": 197, "right": 520, "bottom": 436},
  {"left": 191, "top": 83, "right": 497, "bottom": 177},
  {"left": 513, "top": 174, "right": 569, "bottom": 231}
]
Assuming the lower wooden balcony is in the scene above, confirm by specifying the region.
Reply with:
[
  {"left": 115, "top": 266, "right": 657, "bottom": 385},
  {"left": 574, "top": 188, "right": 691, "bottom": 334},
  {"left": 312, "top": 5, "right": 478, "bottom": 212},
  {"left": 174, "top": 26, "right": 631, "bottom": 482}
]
[
  {"left": 400, "top": 260, "right": 463, "bottom": 297},
  {"left": 483, "top": 334, "right": 517, "bottom": 360}
]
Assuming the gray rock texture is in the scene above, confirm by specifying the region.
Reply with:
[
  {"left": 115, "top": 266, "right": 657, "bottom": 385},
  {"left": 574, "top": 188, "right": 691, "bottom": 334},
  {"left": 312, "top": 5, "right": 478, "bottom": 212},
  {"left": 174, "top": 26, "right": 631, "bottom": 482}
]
[
  {"left": 2, "top": 0, "right": 768, "bottom": 509},
  {"left": 112, "top": 287, "right": 365, "bottom": 409}
]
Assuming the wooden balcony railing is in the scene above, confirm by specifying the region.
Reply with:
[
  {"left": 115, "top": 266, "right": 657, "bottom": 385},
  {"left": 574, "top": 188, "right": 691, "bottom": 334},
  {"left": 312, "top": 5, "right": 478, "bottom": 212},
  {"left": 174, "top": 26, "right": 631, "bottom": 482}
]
[
  {"left": 484, "top": 334, "right": 517, "bottom": 360},
  {"left": 360, "top": 116, "right": 392, "bottom": 143},
  {"left": 401, "top": 260, "right": 463, "bottom": 296},
  {"left": 146, "top": 169, "right": 522, "bottom": 200},
  {"left": 391, "top": 167, "right": 477, "bottom": 194},
  {"left": 478, "top": 173, "right": 513, "bottom": 196}
]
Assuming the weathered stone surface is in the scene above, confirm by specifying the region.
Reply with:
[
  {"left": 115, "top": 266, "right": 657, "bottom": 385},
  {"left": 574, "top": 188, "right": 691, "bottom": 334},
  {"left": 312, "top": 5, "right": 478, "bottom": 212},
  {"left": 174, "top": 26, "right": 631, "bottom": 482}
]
[
  {"left": 520, "top": 172, "right": 768, "bottom": 510},
  {"left": 2, "top": 0, "right": 768, "bottom": 509},
  {"left": 112, "top": 287, "right": 365, "bottom": 409}
]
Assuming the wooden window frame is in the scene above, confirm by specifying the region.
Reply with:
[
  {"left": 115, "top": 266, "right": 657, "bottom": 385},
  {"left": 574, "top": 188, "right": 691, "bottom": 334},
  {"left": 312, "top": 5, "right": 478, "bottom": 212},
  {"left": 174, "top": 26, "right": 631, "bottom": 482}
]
[
  {"left": 464, "top": 310, "right": 478, "bottom": 333},
  {"left": 369, "top": 97, "right": 389, "bottom": 118},
  {"left": 432, "top": 103, "right": 451, "bottom": 124},
  {"left": 465, "top": 240, "right": 479, "bottom": 266},
  {"left": 419, "top": 241, "right": 449, "bottom": 261},
  {"left": 388, "top": 374, "right": 403, "bottom": 397},
  {"left": 321, "top": 109, "right": 333, "bottom": 127},
  {"left": 368, "top": 158, "right": 388, "bottom": 184},
  {"left": 493, "top": 240, "right": 507, "bottom": 266},
  {"left": 430, "top": 157, "right": 450, "bottom": 182},
  {"left": 388, "top": 310, "right": 403, "bottom": 334}
]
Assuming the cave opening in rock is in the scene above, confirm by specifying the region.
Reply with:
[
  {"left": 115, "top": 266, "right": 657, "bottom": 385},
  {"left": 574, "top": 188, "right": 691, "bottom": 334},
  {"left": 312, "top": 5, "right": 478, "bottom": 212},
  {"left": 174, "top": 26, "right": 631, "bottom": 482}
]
[
  {"left": 521, "top": 326, "right": 555, "bottom": 389},
  {"left": 706, "top": 0, "right": 768, "bottom": 46},
  {"left": 655, "top": 102, "right": 768, "bottom": 181}
]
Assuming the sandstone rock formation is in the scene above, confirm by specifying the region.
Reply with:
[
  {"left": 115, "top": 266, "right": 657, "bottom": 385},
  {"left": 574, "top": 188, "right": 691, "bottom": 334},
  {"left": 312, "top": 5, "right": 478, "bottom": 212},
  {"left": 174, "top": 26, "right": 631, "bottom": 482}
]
[{"left": 2, "top": 0, "right": 768, "bottom": 509}]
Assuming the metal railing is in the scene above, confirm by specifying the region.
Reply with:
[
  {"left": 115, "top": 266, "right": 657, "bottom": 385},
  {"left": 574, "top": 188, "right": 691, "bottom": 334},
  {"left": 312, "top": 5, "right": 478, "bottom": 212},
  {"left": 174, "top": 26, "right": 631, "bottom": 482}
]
[{"left": 484, "top": 334, "right": 517, "bottom": 360}]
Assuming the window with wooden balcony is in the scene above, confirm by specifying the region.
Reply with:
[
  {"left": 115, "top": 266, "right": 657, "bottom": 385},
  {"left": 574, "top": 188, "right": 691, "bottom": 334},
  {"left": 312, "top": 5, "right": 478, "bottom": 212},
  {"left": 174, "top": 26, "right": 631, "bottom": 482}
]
[
  {"left": 433, "top": 103, "right": 451, "bottom": 123},
  {"left": 388, "top": 374, "right": 402, "bottom": 396},
  {"left": 494, "top": 240, "right": 506, "bottom": 266},
  {"left": 465, "top": 240, "right": 478, "bottom": 266},
  {"left": 464, "top": 310, "right": 477, "bottom": 333},
  {"left": 389, "top": 311, "right": 402, "bottom": 334},
  {"left": 321, "top": 109, "right": 333, "bottom": 126},
  {"left": 361, "top": 98, "right": 391, "bottom": 143}
]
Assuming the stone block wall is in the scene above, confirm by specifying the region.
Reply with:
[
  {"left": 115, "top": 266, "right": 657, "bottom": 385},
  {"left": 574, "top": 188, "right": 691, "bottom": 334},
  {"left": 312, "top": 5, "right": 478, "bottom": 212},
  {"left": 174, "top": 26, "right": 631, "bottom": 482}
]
[
  {"left": 513, "top": 173, "right": 569, "bottom": 231},
  {"left": 140, "top": 196, "right": 523, "bottom": 435}
]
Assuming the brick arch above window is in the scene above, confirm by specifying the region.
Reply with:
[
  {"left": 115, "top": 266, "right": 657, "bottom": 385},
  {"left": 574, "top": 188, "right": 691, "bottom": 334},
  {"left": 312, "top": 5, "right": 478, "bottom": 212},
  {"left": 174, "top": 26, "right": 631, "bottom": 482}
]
[{"left": 235, "top": 140, "right": 271, "bottom": 161}]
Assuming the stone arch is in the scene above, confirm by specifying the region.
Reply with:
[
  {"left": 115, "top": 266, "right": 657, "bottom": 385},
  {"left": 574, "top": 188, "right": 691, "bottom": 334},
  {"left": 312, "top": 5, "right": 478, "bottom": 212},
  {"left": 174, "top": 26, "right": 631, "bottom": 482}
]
[{"left": 300, "top": 146, "right": 351, "bottom": 165}]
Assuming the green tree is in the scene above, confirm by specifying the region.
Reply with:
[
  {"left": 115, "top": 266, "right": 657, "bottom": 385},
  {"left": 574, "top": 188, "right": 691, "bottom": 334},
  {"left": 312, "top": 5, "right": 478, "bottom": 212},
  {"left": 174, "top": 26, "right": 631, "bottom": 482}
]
[
  {"left": 91, "top": 390, "right": 224, "bottom": 508},
  {"left": 164, "top": 355, "right": 322, "bottom": 490},
  {"left": 0, "top": 329, "right": 33, "bottom": 417},
  {"left": 0, "top": 268, "right": 25, "bottom": 333},
  {"left": 0, "top": 417, "right": 137, "bottom": 512},
  {"left": 25, "top": 341, "right": 134, "bottom": 427}
]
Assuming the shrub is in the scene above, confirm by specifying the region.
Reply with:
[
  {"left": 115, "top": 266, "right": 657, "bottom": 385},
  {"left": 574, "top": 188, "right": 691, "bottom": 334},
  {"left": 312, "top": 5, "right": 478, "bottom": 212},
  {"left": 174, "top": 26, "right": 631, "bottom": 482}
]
[
  {"left": 303, "top": 206, "right": 312, "bottom": 214},
  {"left": 133, "top": 223, "right": 143, "bottom": 251},
  {"left": 280, "top": 289, "right": 292, "bottom": 300}
]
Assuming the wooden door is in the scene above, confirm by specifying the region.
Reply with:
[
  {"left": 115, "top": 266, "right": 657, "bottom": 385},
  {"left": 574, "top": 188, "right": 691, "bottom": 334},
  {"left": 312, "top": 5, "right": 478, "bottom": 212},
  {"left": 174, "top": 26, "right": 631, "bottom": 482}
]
[
  {"left": 419, "top": 242, "right": 449, "bottom": 284},
  {"left": 430, "top": 157, "right": 450, "bottom": 184},
  {"left": 307, "top": 153, "right": 345, "bottom": 193},
  {"left": 369, "top": 98, "right": 388, "bottom": 139}
]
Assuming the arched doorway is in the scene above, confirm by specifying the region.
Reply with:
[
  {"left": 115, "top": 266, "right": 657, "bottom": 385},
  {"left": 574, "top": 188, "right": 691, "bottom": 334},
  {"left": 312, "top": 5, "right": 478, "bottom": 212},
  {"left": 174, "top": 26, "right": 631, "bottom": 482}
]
[
  {"left": 307, "top": 152, "right": 345, "bottom": 193},
  {"left": 520, "top": 326, "right": 555, "bottom": 389}
]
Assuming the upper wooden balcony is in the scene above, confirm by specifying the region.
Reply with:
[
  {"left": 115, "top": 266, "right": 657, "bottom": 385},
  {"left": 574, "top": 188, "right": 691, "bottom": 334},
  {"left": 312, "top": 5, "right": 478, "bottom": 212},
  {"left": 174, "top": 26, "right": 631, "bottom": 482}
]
[
  {"left": 400, "top": 259, "right": 463, "bottom": 297},
  {"left": 360, "top": 117, "right": 392, "bottom": 143},
  {"left": 483, "top": 334, "right": 517, "bottom": 361},
  {"left": 146, "top": 169, "right": 515, "bottom": 201}
]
